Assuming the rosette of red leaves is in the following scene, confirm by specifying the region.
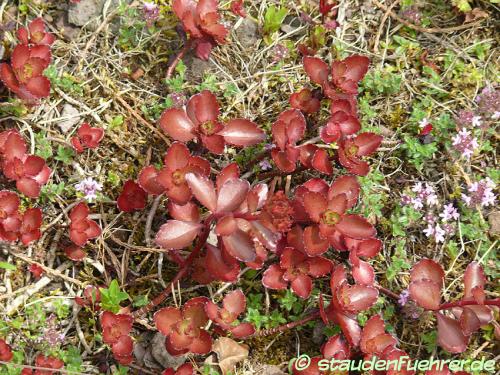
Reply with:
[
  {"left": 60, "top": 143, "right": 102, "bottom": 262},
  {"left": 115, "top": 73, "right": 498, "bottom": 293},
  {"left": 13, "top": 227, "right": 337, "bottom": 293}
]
[
  {"left": 0, "top": 190, "right": 42, "bottom": 245},
  {"left": 154, "top": 297, "right": 212, "bottom": 356},
  {"left": 358, "top": 314, "right": 418, "bottom": 375},
  {"left": 0, "top": 43, "right": 52, "bottom": 101},
  {"left": 320, "top": 98, "right": 360, "bottom": 143},
  {"left": 138, "top": 142, "right": 211, "bottom": 202},
  {"left": 172, "top": 0, "right": 228, "bottom": 60},
  {"left": 409, "top": 259, "right": 493, "bottom": 353},
  {"left": 69, "top": 202, "right": 101, "bottom": 246},
  {"left": 27, "top": 355, "right": 64, "bottom": 375},
  {"left": 70, "top": 123, "right": 104, "bottom": 153},
  {"left": 337, "top": 132, "right": 383, "bottom": 176},
  {"left": 0, "top": 129, "right": 51, "bottom": 198},
  {"left": 159, "top": 90, "right": 265, "bottom": 154},
  {"left": 205, "top": 290, "right": 255, "bottom": 338},
  {"left": 0, "top": 339, "right": 13, "bottom": 362},
  {"left": 17, "top": 17, "right": 55, "bottom": 46},
  {"left": 262, "top": 247, "right": 332, "bottom": 299},
  {"left": 101, "top": 311, "right": 134, "bottom": 364},
  {"left": 299, "top": 176, "right": 376, "bottom": 257},
  {"left": 271, "top": 109, "right": 332, "bottom": 174},
  {"left": 75, "top": 285, "right": 101, "bottom": 310},
  {"left": 117, "top": 180, "right": 147, "bottom": 212},
  {"left": 319, "top": 264, "right": 379, "bottom": 347},
  {"left": 289, "top": 88, "right": 321, "bottom": 114},
  {"left": 292, "top": 334, "right": 350, "bottom": 374},
  {"left": 155, "top": 163, "right": 278, "bottom": 263},
  {"left": 163, "top": 363, "right": 194, "bottom": 375},
  {"left": 303, "top": 55, "right": 369, "bottom": 97}
]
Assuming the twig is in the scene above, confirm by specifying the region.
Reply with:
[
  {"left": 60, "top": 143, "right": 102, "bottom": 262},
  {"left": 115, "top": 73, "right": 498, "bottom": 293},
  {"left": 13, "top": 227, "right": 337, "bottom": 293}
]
[
  {"left": 145, "top": 194, "right": 163, "bottom": 247},
  {"left": 251, "top": 311, "right": 320, "bottom": 337},
  {"left": 376, "top": 284, "right": 401, "bottom": 301},
  {"left": 373, "top": 0, "right": 401, "bottom": 52},
  {"left": 371, "top": 0, "right": 486, "bottom": 33},
  {"left": 439, "top": 298, "right": 500, "bottom": 310},
  {"left": 8, "top": 252, "right": 84, "bottom": 287}
]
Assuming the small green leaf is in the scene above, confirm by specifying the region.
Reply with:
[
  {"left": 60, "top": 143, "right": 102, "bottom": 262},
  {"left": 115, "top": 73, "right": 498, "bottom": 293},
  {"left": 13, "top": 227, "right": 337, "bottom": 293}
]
[
  {"left": 100, "top": 279, "right": 130, "bottom": 313},
  {"left": 263, "top": 5, "right": 288, "bottom": 34},
  {"left": 0, "top": 262, "right": 16, "bottom": 271},
  {"left": 55, "top": 145, "right": 75, "bottom": 165}
]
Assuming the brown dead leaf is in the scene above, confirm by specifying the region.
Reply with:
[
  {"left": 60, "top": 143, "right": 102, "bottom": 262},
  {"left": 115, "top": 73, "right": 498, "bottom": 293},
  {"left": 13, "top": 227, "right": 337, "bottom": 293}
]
[
  {"left": 212, "top": 337, "right": 249, "bottom": 375},
  {"left": 464, "top": 8, "right": 489, "bottom": 23}
]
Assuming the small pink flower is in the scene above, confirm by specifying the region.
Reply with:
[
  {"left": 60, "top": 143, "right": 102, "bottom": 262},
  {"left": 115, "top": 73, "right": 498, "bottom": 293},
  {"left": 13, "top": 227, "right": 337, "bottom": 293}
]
[
  {"left": 462, "top": 178, "right": 496, "bottom": 207},
  {"left": 439, "top": 203, "right": 459, "bottom": 222}
]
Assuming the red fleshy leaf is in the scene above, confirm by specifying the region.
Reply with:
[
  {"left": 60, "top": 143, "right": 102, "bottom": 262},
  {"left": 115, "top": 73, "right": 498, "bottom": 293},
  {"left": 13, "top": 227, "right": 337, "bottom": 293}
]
[
  {"left": 218, "top": 119, "right": 265, "bottom": 147},
  {"left": 205, "top": 244, "right": 240, "bottom": 282},
  {"left": 185, "top": 173, "right": 217, "bottom": 212},
  {"left": 216, "top": 178, "right": 250, "bottom": 213},
  {"left": 160, "top": 108, "right": 196, "bottom": 142},
  {"left": 64, "top": 244, "right": 87, "bottom": 261},
  {"left": 262, "top": 264, "right": 287, "bottom": 290},
  {"left": 154, "top": 307, "right": 182, "bottom": 336},
  {"left": 463, "top": 261, "right": 486, "bottom": 304},
  {"left": 409, "top": 279, "right": 441, "bottom": 310},
  {"left": 155, "top": 220, "right": 202, "bottom": 250},
  {"left": 410, "top": 259, "right": 444, "bottom": 287},
  {"left": 117, "top": 180, "right": 147, "bottom": 212},
  {"left": 435, "top": 312, "right": 469, "bottom": 353},
  {"left": 222, "top": 229, "right": 256, "bottom": 262},
  {"left": 335, "top": 214, "right": 376, "bottom": 239},
  {"left": 291, "top": 274, "right": 313, "bottom": 298},
  {"left": 138, "top": 165, "right": 165, "bottom": 195},
  {"left": 0, "top": 339, "right": 13, "bottom": 362},
  {"left": 311, "top": 149, "right": 333, "bottom": 175},
  {"left": 303, "top": 56, "right": 329, "bottom": 85},
  {"left": 337, "top": 283, "right": 378, "bottom": 312},
  {"left": 303, "top": 225, "right": 329, "bottom": 256}
]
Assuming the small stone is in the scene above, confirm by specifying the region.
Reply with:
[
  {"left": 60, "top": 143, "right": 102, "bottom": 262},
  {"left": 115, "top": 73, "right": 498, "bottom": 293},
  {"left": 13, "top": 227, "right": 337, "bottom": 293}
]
[
  {"left": 55, "top": 14, "right": 81, "bottom": 41},
  {"left": 234, "top": 18, "right": 260, "bottom": 48},
  {"left": 183, "top": 52, "right": 213, "bottom": 83},
  {"left": 488, "top": 211, "right": 500, "bottom": 236},
  {"left": 68, "top": 0, "right": 120, "bottom": 30},
  {"left": 58, "top": 104, "right": 81, "bottom": 133}
]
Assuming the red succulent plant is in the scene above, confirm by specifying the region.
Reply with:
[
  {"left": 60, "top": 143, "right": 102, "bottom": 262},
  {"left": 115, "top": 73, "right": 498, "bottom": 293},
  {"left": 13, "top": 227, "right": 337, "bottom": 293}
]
[
  {"left": 64, "top": 244, "right": 87, "bottom": 261},
  {"left": 320, "top": 264, "right": 379, "bottom": 347},
  {"left": 69, "top": 202, "right": 101, "bottom": 246},
  {"left": 17, "top": 17, "right": 55, "bottom": 46},
  {"left": 0, "top": 339, "right": 13, "bottom": 362},
  {"left": 303, "top": 55, "right": 370, "bottom": 97},
  {"left": 0, "top": 44, "right": 52, "bottom": 101},
  {"left": 337, "top": 132, "right": 383, "bottom": 176},
  {"left": 0, "top": 190, "right": 42, "bottom": 244},
  {"left": 289, "top": 88, "right": 321, "bottom": 114},
  {"left": 205, "top": 290, "right": 255, "bottom": 338},
  {"left": 409, "top": 260, "right": 494, "bottom": 353},
  {"left": 320, "top": 98, "right": 360, "bottom": 143},
  {"left": 101, "top": 311, "right": 134, "bottom": 364},
  {"left": 230, "top": 0, "right": 246, "bottom": 18},
  {"left": 117, "top": 180, "right": 147, "bottom": 212},
  {"left": 263, "top": 247, "right": 332, "bottom": 298},
  {"left": 172, "top": 0, "right": 229, "bottom": 60},
  {"left": 33, "top": 355, "right": 64, "bottom": 375},
  {"left": 271, "top": 109, "right": 333, "bottom": 174},
  {"left": 156, "top": 142, "right": 210, "bottom": 204},
  {"left": 154, "top": 297, "right": 212, "bottom": 356},
  {"left": 3, "top": 153, "right": 52, "bottom": 198},
  {"left": 28, "top": 263, "right": 44, "bottom": 278},
  {"left": 159, "top": 90, "right": 265, "bottom": 154},
  {"left": 70, "top": 123, "right": 104, "bottom": 153},
  {"left": 0, "top": 129, "right": 27, "bottom": 164},
  {"left": 155, "top": 164, "right": 278, "bottom": 263},
  {"left": 163, "top": 363, "right": 194, "bottom": 375},
  {"left": 75, "top": 285, "right": 101, "bottom": 309}
]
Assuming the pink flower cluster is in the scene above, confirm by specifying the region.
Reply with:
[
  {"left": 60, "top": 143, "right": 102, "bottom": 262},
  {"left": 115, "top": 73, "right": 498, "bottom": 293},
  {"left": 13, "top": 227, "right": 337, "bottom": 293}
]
[
  {"left": 475, "top": 85, "right": 500, "bottom": 120},
  {"left": 452, "top": 128, "right": 479, "bottom": 160},
  {"left": 462, "top": 178, "right": 496, "bottom": 208},
  {"left": 401, "top": 182, "right": 438, "bottom": 210}
]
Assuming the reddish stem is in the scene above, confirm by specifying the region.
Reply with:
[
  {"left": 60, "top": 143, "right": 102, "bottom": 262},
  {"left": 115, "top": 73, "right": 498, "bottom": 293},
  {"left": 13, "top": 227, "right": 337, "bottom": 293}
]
[
  {"left": 438, "top": 298, "right": 500, "bottom": 310},
  {"left": 132, "top": 216, "right": 214, "bottom": 318},
  {"left": 251, "top": 310, "right": 320, "bottom": 337},
  {"left": 166, "top": 39, "right": 193, "bottom": 79},
  {"left": 375, "top": 284, "right": 401, "bottom": 301}
]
